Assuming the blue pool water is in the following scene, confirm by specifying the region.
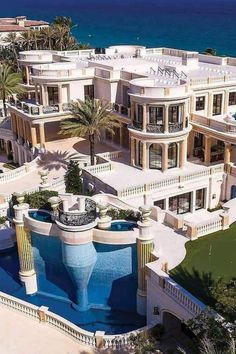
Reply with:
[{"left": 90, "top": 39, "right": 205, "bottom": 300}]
[
  {"left": 0, "top": 236, "right": 146, "bottom": 334},
  {"left": 29, "top": 210, "right": 52, "bottom": 223},
  {"left": 109, "top": 221, "right": 137, "bottom": 232}
]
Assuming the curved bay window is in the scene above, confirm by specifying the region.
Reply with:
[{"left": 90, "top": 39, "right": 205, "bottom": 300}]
[
  {"left": 169, "top": 104, "right": 184, "bottom": 132},
  {"left": 133, "top": 105, "right": 143, "bottom": 130},
  {"left": 147, "top": 106, "right": 164, "bottom": 133},
  {"left": 149, "top": 144, "right": 162, "bottom": 169},
  {"left": 168, "top": 142, "right": 177, "bottom": 168}
]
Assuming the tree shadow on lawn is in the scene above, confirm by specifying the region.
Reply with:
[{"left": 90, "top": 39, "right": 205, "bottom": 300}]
[{"left": 170, "top": 266, "right": 217, "bottom": 307}]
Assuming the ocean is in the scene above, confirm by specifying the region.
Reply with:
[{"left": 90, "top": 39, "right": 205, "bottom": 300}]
[{"left": 1, "top": 0, "right": 236, "bottom": 56}]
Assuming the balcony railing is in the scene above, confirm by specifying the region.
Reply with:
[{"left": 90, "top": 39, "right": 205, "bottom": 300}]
[
  {"left": 132, "top": 120, "right": 143, "bottom": 130},
  {"left": 168, "top": 122, "right": 183, "bottom": 133},
  {"left": 147, "top": 124, "right": 164, "bottom": 133}
]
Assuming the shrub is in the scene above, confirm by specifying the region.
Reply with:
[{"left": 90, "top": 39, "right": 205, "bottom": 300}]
[
  {"left": 129, "top": 332, "right": 156, "bottom": 354},
  {"left": 107, "top": 208, "right": 140, "bottom": 221},
  {"left": 0, "top": 216, "right": 7, "bottom": 225},
  {"left": 65, "top": 160, "right": 83, "bottom": 195},
  {"left": 151, "top": 324, "right": 165, "bottom": 341},
  {"left": 11, "top": 190, "right": 58, "bottom": 210}
]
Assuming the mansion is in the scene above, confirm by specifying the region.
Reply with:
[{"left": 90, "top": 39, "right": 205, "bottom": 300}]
[{"left": 5, "top": 44, "right": 236, "bottom": 215}]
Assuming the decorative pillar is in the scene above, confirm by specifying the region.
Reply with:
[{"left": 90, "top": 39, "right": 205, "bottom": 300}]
[
  {"left": 97, "top": 203, "right": 112, "bottom": 230},
  {"left": 204, "top": 136, "right": 211, "bottom": 165},
  {"left": 164, "top": 105, "right": 169, "bottom": 133},
  {"left": 224, "top": 142, "right": 231, "bottom": 165},
  {"left": 25, "top": 66, "right": 30, "bottom": 85},
  {"left": 207, "top": 93, "right": 213, "bottom": 117},
  {"left": 48, "top": 196, "right": 61, "bottom": 221},
  {"left": 142, "top": 142, "right": 148, "bottom": 170},
  {"left": 13, "top": 193, "right": 37, "bottom": 295},
  {"left": 179, "top": 140, "right": 186, "bottom": 168},
  {"left": 224, "top": 90, "right": 229, "bottom": 115},
  {"left": 142, "top": 104, "right": 147, "bottom": 131},
  {"left": 188, "top": 131, "right": 195, "bottom": 158},
  {"left": 136, "top": 205, "right": 154, "bottom": 316},
  {"left": 31, "top": 125, "right": 37, "bottom": 146},
  {"left": 58, "top": 84, "right": 63, "bottom": 104},
  {"left": 39, "top": 171, "right": 50, "bottom": 191},
  {"left": 39, "top": 123, "right": 45, "bottom": 146},
  {"left": 162, "top": 144, "right": 168, "bottom": 172},
  {"left": 131, "top": 101, "right": 135, "bottom": 123}
]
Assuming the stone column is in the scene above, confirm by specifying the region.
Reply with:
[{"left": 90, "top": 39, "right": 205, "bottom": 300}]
[
  {"left": 136, "top": 206, "right": 154, "bottom": 316},
  {"left": 131, "top": 101, "right": 135, "bottom": 123},
  {"left": 58, "top": 85, "right": 63, "bottom": 104},
  {"left": 207, "top": 92, "right": 213, "bottom": 117},
  {"left": 179, "top": 140, "right": 186, "bottom": 168},
  {"left": 31, "top": 125, "right": 37, "bottom": 146},
  {"left": 142, "top": 142, "right": 148, "bottom": 170},
  {"left": 164, "top": 105, "right": 169, "bottom": 133},
  {"left": 224, "top": 90, "right": 229, "bottom": 115},
  {"left": 35, "top": 85, "right": 39, "bottom": 104},
  {"left": 204, "top": 136, "right": 211, "bottom": 165},
  {"left": 25, "top": 66, "right": 30, "bottom": 85},
  {"left": 188, "top": 131, "right": 195, "bottom": 158},
  {"left": 39, "top": 123, "right": 45, "bottom": 146},
  {"left": 224, "top": 142, "right": 231, "bottom": 165},
  {"left": 162, "top": 143, "right": 168, "bottom": 172},
  {"left": 13, "top": 193, "right": 37, "bottom": 295},
  {"left": 143, "top": 104, "right": 147, "bottom": 132}
]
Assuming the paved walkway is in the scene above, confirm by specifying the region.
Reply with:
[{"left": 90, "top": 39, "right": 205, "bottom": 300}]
[{"left": 0, "top": 307, "right": 98, "bottom": 354}]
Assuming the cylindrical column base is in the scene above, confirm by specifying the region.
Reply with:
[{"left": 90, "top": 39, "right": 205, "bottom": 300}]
[
  {"left": 137, "top": 289, "right": 147, "bottom": 316},
  {"left": 19, "top": 270, "right": 37, "bottom": 295}
]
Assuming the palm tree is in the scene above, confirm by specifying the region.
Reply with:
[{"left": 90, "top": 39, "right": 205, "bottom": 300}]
[
  {"left": 20, "top": 31, "right": 33, "bottom": 51},
  {"left": 53, "top": 16, "right": 76, "bottom": 31},
  {"left": 3, "top": 33, "right": 20, "bottom": 71},
  {"left": 0, "top": 64, "right": 23, "bottom": 116},
  {"left": 40, "top": 27, "right": 55, "bottom": 50},
  {"left": 60, "top": 98, "right": 119, "bottom": 165},
  {"left": 203, "top": 48, "right": 217, "bottom": 56}
]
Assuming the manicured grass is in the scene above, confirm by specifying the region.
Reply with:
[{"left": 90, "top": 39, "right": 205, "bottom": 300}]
[{"left": 170, "top": 223, "right": 236, "bottom": 305}]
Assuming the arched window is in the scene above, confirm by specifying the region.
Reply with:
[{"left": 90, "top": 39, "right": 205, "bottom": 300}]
[
  {"left": 168, "top": 143, "right": 177, "bottom": 168},
  {"left": 149, "top": 144, "right": 162, "bottom": 169}
]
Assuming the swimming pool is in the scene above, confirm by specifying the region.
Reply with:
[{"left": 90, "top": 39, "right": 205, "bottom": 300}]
[
  {"left": 0, "top": 243, "right": 146, "bottom": 334},
  {"left": 29, "top": 210, "right": 52, "bottom": 223},
  {"left": 109, "top": 221, "right": 137, "bottom": 232}
]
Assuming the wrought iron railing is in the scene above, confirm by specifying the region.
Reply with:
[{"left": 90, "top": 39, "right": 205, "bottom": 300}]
[
  {"left": 147, "top": 124, "right": 164, "bottom": 133},
  {"left": 132, "top": 120, "right": 143, "bottom": 130},
  {"left": 58, "top": 198, "right": 97, "bottom": 226},
  {"left": 168, "top": 122, "right": 183, "bottom": 133}
]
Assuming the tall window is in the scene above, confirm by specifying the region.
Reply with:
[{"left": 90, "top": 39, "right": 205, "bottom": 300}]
[
  {"left": 213, "top": 94, "right": 222, "bottom": 115},
  {"left": 169, "top": 105, "right": 183, "bottom": 124},
  {"left": 149, "top": 106, "right": 164, "bottom": 124},
  {"left": 135, "top": 140, "right": 143, "bottom": 167},
  {"left": 196, "top": 189, "right": 205, "bottom": 210},
  {"left": 47, "top": 87, "right": 58, "bottom": 105},
  {"left": 169, "top": 192, "right": 191, "bottom": 215},
  {"left": 122, "top": 86, "right": 130, "bottom": 107},
  {"left": 84, "top": 85, "right": 94, "bottom": 100},
  {"left": 168, "top": 143, "right": 177, "bottom": 168},
  {"left": 149, "top": 144, "right": 162, "bottom": 169},
  {"left": 229, "top": 92, "right": 236, "bottom": 106},
  {"left": 196, "top": 96, "right": 205, "bottom": 111},
  {"left": 134, "top": 105, "right": 143, "bottom": 129}
]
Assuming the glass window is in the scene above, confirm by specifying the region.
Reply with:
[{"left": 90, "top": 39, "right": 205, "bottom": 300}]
[
  {"left": 154, "top": 199, "right": 165, "bottom": 209},
  {"left": 149, "top": 106, "right": 164, "bottom": 124},
  {"left": 135, "top": 140, "right": 143, "bottom": 167},
  {"left": 229, "top": 92, "right": 236, "bottom": 106},
  {"left": 213, "top": 94, "right": 222, "bottom": 116},
  {"left": 84, "top": 85, "right": 94, "bottom": 100},
  {"left": 196, "top": 189, "right": 205, "bottom": 210},
  {"left": 169, "top": 105, "right": 184, "bottom": 124},
  {"left": 47, "top": 87, "right": 58, "bottom": 105},
  {"left": 196, "top": 96, "right": 205, "bottom": 111},
  {"left": 136, "top": 105, "right": 143, "bottom": 122},
  {"left": 149, "top": 144, "right": 162, "bottom": 169},
  {"left": 168, "top": 143, "right": 177, "bottom": 168},
  {"left": 169, "top": 192, "right": 191, "bottom": 215},
  {"left": 122, "top": 86, "right": 130, "bottom": 107}
]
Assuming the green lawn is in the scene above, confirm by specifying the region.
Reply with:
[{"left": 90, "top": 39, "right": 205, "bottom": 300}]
[{"left": 170, "top": 223, "right": 236, "bottom": 305}]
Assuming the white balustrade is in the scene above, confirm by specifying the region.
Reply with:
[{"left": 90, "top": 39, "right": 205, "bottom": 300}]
[{"left": 196, "top": 217, "right": 222, "bottom": 237}]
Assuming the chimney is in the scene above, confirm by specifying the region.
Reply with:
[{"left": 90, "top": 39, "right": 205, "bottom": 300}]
[
  {"left": 15, "top": 16, "right": 27, "bottom": 27},
  {"left": 182, "top": 52, "right": 199, "bottom": 69}
]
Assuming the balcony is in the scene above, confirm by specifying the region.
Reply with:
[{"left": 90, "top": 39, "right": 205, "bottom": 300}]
[
  {"left": 112, "top": 103, "right": 130, "bottom": 118},
  {"left": 168, "top": 122, "right": 183, "bottom": 133},
  {"left": 8, "top": 97, "right": 71, "bottom": 117},
  {"left": 147, "top": 124, "right": 164, "bottom": 133},
  {"left": 132, "top": 120, "right": 143, "bottom": 131}
]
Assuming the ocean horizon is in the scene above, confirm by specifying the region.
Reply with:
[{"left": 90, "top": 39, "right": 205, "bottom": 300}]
[{"left": 1, "top": 0, "right": 236, "bottom": 56}]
